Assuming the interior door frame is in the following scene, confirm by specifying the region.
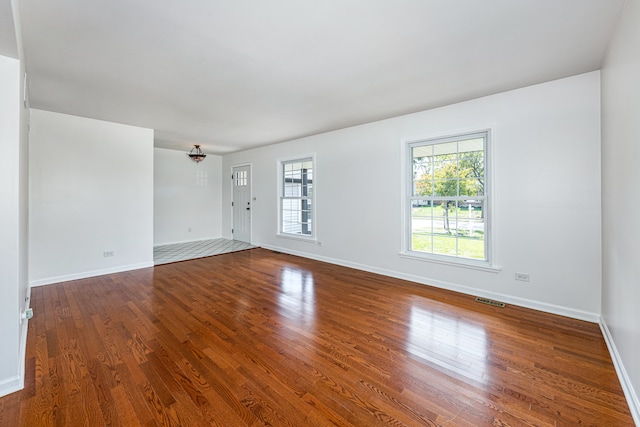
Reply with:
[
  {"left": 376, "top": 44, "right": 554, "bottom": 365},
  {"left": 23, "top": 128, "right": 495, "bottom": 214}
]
[{"left": 230, "top": 163, "right": 253, "bottom": 243}]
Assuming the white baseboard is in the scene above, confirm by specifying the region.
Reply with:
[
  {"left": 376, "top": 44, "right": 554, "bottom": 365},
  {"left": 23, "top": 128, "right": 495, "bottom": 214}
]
[
  {"left": 600, "top": 320, "right": 640, "bottom": 426},
  {"left": 29, "top": 261, "right": 154, "bottom": 287},
  {"left": 259, "top": 244, "right": 600, "bottom": 323},
  {"left": 0, "top": 375, "right": 22, "bottom": 398},
  {"left": 1, "top": 285, "right": 33, "bottom": 398},
  {"left": 153, "top": 236, "right": 223, "bottom": 247}
]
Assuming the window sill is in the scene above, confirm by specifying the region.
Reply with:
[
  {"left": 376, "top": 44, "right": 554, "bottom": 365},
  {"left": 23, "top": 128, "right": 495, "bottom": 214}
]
[
  {"left": 276, "top": 233, "right": 317, "bottom": 244},
  {"left": 399, "top": 251, "right": 501, "bottom": 273}
]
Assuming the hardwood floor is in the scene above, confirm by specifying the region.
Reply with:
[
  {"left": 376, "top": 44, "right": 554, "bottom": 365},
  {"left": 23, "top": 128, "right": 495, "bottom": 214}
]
[{"left": 0, "top": 248, "right": 633, "bottom": 426}]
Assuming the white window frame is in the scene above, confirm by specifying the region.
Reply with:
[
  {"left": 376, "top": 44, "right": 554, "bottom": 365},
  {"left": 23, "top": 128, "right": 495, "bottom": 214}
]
[
  {"left": 401, "top": 129, "right": 498, "bottom": 271},
  {"left": 277, "top": 154, "right": 316, "bottom": 241}
]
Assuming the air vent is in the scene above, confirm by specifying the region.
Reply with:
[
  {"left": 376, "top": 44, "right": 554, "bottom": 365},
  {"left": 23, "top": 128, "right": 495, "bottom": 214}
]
[{"left": 475, "top": 297, "right": 506, "bottom": 308}]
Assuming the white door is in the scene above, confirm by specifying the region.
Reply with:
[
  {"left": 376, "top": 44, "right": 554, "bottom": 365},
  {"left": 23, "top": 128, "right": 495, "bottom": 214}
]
[{"left": 232, "top": 165, "right": 251, "bottom": 243}]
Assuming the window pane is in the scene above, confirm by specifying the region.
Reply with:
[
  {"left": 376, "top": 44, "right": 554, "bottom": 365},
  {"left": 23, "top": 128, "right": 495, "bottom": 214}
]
[
  {"left": 458, "top": 137, "right": 483, "bottom": 153},
  {"left": 411, "top": 200, "right": 434, "bottom": 252},
  {"left": 459, "top": 148, "right": 484, "bottom": 196},
  {"left": 459, "top": 151, "right": 484, "bottom": 173},
  {"left": 433, "top": 179, "right": 458, "bottom": 197},
  {"left": 411, "top": 200, "right": 434, "bottom": 216},
  {"left": 432, "top": 157, "right": 456, "bottom": 172},
  {"left": 433, "top": 235, "right": 457, "bottom": 256},
  {"left": 412, "top": 144, "right": 433, "bottom": 159},
  {"left": 411, "top": 232, "right": 433, "bottom": 253},
  {"left": 413, "top": 157, "right": 432, "bottom": 175},
  {"left": 433, "top": 201, "right": 454, "bottom": 237},
  {"left": 448, "top": 201, "right": 463, "bottom": 237},
  {"left": 458, "top": 178, "right": 480, "bottom": 196},
  {"left": 457, "top": 200, "right": 485, "bottom": 259},
  {"left": 433, "top": 141, "right": 457, "bottom": 156},
  {"left": 412, "top": 149, "right": 432, "bottom": 197},
  {"left": 414, "top": 179, "right": 433, "bottom": 197}
]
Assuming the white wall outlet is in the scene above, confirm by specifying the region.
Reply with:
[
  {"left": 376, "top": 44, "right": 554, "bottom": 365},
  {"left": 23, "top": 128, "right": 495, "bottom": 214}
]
[
  {"left": 103, "top": 250, "right": 115, "bottom": 257},
  {"left": 515, "top": 272, "right": 530, "bottom": 282},
  {"left": 188, "top": 227, "right": 192, "bottom": 232}
]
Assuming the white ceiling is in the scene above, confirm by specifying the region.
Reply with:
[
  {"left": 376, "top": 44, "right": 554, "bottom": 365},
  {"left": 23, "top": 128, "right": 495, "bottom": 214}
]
[{"left": 18, "top": 0, "right": 624, "bottom": 155}]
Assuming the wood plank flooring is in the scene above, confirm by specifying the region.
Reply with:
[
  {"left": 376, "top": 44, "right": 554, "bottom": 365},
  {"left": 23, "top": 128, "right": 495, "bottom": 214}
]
[{"left": 0, "top": 248, "right": 633, "bottom": 426}]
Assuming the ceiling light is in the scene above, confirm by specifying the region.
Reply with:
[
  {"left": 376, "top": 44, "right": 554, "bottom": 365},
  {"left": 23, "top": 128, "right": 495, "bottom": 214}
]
[{"left": 187, "top": 144, "right": 206, "bottom": 163}]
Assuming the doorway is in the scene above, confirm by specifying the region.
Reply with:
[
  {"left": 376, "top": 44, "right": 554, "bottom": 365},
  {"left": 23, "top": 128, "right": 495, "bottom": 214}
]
[{"left": 232, "top": 165, "right": 252, "bottom": 243}]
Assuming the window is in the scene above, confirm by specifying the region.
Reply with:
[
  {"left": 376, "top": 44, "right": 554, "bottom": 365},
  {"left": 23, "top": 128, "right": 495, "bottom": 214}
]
[
  {"left": 408, "top": 131, "right": 489, "bottom": 263},
  {"left": 280, "top": 157, "right": 314, "bottom": 237},
  {"left": 234, "top": 170, "right": 247, "bottom": 186}
]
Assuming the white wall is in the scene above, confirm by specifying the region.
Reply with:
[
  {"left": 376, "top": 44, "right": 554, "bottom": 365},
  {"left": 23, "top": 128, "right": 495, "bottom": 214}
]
[
  {"left": 29, "top": 109, "right": 154, "bottom": 286},
  {"left": 601, "top": 0, "right": 640, "bottom": 422},
  {"left": 16, "top": 58, "right": 29, "bottom": 402},
  {"left": 0, "top": 0, "right": 30, "bottom": 398},
  {"left": 0, "top": 53, "right": 25, "bottom": 396},
  {"left": 154, "top": 148, "right": 222, "bottom": 245},
  {"left": 223, "top": 72, "right": 602, "bottom": 320}
]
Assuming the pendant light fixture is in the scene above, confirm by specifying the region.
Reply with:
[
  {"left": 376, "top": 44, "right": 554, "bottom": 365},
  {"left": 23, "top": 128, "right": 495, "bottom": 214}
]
[{"left": 187, "top": 144, "right": 206, "bottom": 163}]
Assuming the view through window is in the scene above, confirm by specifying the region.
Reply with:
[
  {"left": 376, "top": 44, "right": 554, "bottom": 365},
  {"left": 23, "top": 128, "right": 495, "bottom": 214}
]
[{"left": 408, "top": 131, "right": 488, "bottom": 261}]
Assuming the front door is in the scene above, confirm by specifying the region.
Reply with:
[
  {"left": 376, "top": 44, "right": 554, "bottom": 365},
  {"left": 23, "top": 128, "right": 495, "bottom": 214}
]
[{"left": 232, "top": 165, "right": 251, "bottom": 243}]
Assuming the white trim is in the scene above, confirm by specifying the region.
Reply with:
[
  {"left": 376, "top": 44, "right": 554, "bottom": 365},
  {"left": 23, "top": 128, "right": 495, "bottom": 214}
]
[
  {"left": 29, "top": 261, "right": 154, "bottom": 287},
  {"left": 600, "top": 320, "right": 640, "bottom": 426},
  {"left": 260, "top": 243, "right": 600, "bottom": 323},
  {"left": 153, "top": 236, "right": 223, "bottom": 247},
  {"left": 399, "top": 251, "right": 501, "bottom": 273},
  {"left": 276, "top": 152, "right": 317, "bottom": 164},
  {"left": 276, "top": 233, "right": 318, "bottom": 244},
  {"left": 0, "top": 282, "right": 26, "bottom": 397},
  {"left": 0, "top": 375, "right": 22, "bottom": 398}
]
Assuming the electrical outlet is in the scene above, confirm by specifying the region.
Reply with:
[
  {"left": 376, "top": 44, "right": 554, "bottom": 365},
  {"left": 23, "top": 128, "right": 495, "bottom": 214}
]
[
  {"left": 515, "top": 272, "right": 530, "bottom": 282},
  {"left": 103, "top": 251, "right": 115, "bottom": 257},
  {"left": 188, "top": 227, "right": 192, "bottom": 232}
]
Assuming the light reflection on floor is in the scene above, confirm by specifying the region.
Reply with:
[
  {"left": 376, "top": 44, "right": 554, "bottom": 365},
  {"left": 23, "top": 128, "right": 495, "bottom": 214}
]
[
  {"left": 407, "top": 305, "right": 488, "bottom": 383},
  {"left": 277, "top": 267, "right": 316, "bottom": 325}
]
